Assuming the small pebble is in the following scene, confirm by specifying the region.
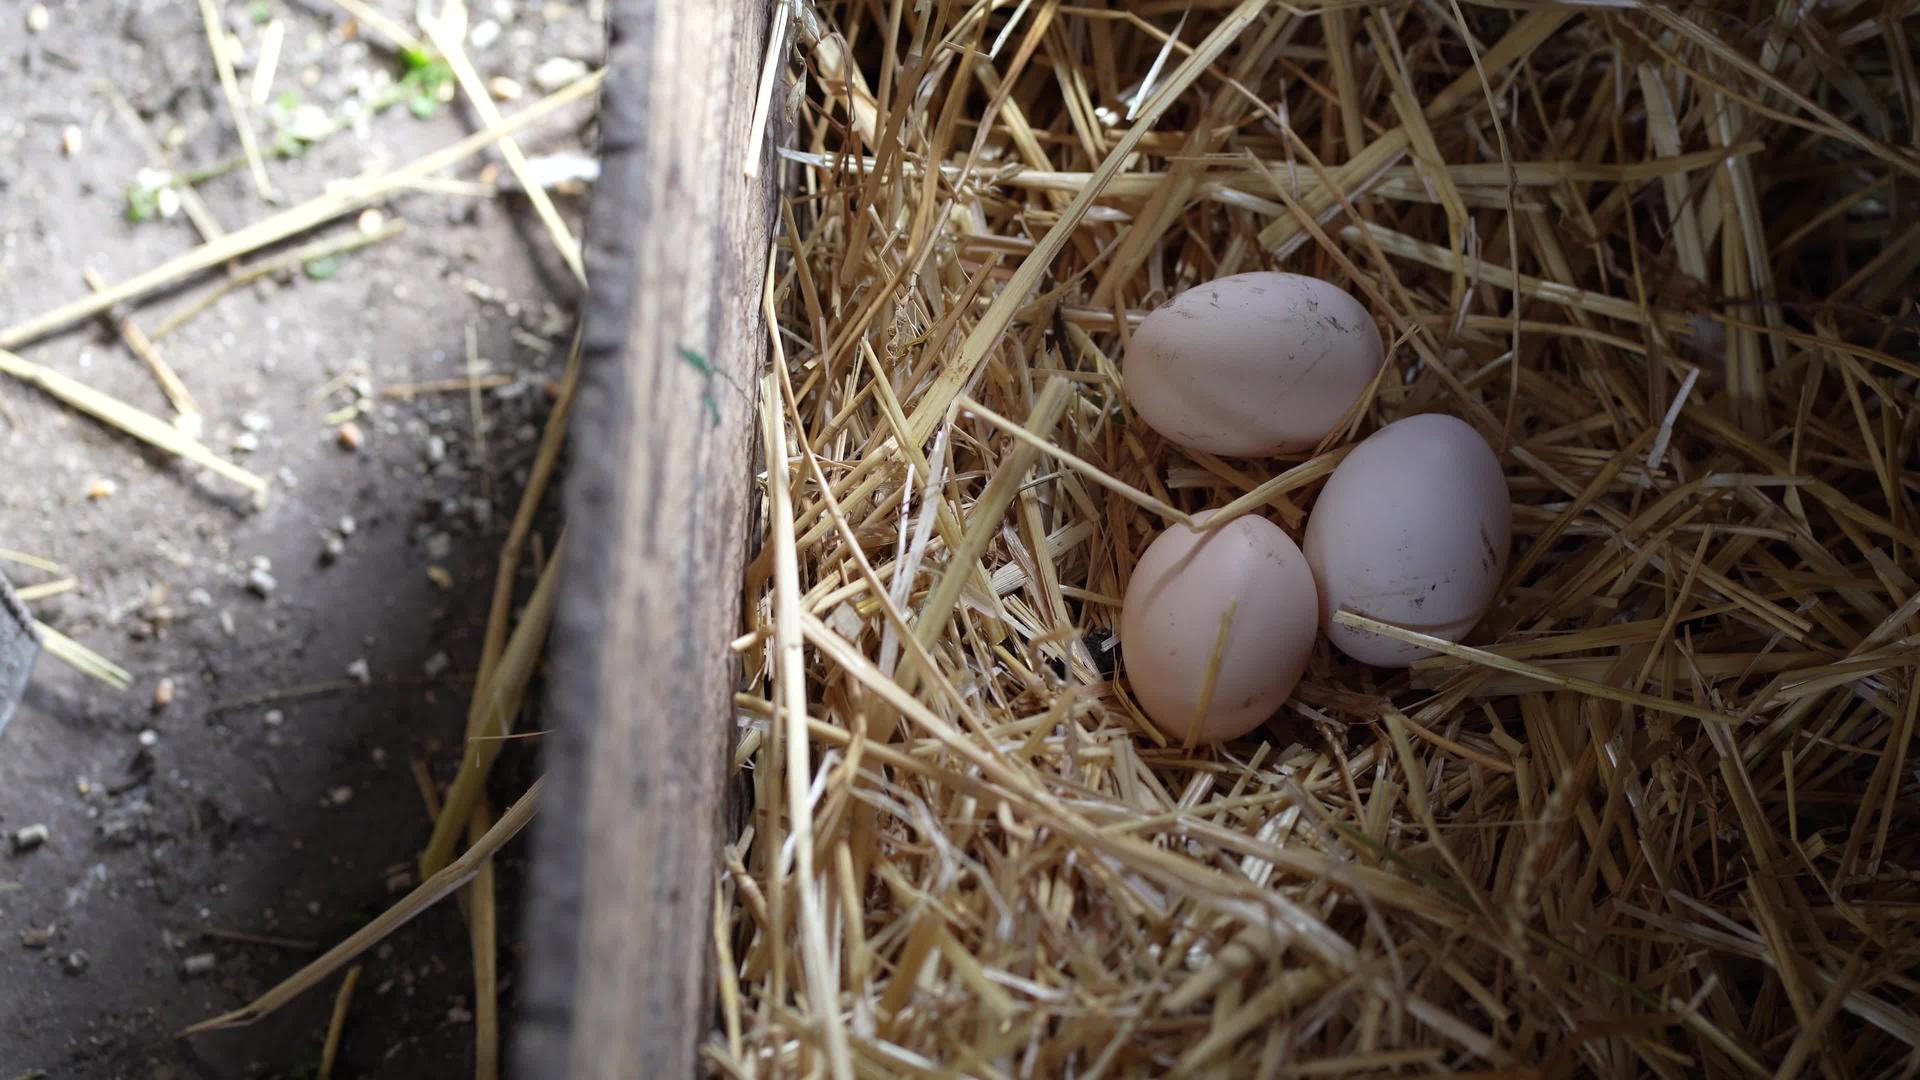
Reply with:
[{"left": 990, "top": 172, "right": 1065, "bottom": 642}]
[
  {"left": 241, "top": 411, "right": 272, "bottom": 433},
  {"left": 20, "top": 925, "right": 54, "bottom": 949},
  {"left": 487, "top": 76, "right": 523, "bottom": 102},
  {"left": 422, "top": 652, "right": 450, "bottom": 678},
  {"left": 247, "top": 567, "right": 278, "bottom": 596},
  {"left": 337, "top": 421, "right": 364, "bottom": 451},
  {"left": 346, "top": 658, "right": 371, "bottom": 685},
  {"left": 61, "top": 124, "right": 83, "bottom": 157},
  {"left": 25, "top": 4, "right": 49, "bottom": 32},
  {"left": 426, "top": 435, "right": 447, "bottom": 464},
  {"left": 263, "top": 709, "right": 285, "bottom": 727},
  {"left": 330, "top": 786, "right": 355, "bottom": 806},
  {"left": 181, "top": 953, "right": 217, "bottom": 976},
  {"left": 425, "top": 533, "right": 453, "bottom": 560},
  {"left": 338, "top": 515, "right": 358, "bottom": 536},
  {"left": 426, "top": 566, "right": 454, "bottom": 590},
  {"left": 532, "top": 56, "right": 588, "bottom": 92},
  {"left": 357, "top": 208, "right": 385, "bottom": 235},
  {"left": 322, "top": 535, "right": 347, "bottom": 564},
  {"left": 469, "top": 18, "right": 502, "bottom": 48},
  {"left": 63, "top": 950, "right": 90, "bottom": 975},
  {"left": 86, "top": 478, "right": 117, "bottom": 501},
  {"left": 11, "top": 824, "right": 50, "bottom": 853},
  {"left": 231, "top": 431, "right": 260, "bottom": 453},
  {"left": 152, "top": 678, "right": 176, "bottom": 710},
  {"left": 218, "top": 610, "right": 237, "bottom": 636},
  {"left": 287, "top": 104, "right": 332, "bottom": 143},
  {"left": 138, "top": 729, "right": 159, "bottom": 748}
]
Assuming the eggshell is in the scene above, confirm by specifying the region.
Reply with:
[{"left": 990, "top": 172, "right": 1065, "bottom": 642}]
[
  {"left": 1303, "top": 413, "right": 1511, "bottom": 667},
  {"left": 1120, "top": 511, "right": 1319, "bottom": 743},
  {"left": 1123, "top": 272, "right": 1384, "bottom": 456}
]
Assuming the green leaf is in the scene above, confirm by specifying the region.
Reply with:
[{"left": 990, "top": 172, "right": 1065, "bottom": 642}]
[
  {"left": 303, "top": 255, "right": 342, "bottom": 280},
  {"left": 676, "top": 345, "right": 713, "bottom": 375},
  {"left": 249, "top": 0, "right": 272, "bottom": 23},
  {"left": 125, "top": 186, "right": 157, "bottom": 223},
  {"left": 401, "top": 46, "right": 434, "bottom": 72},
  {"left": 391, "top": 59, "right": 454, "bottom": 120}
]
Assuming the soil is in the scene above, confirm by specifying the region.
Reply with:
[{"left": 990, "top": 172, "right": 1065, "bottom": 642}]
[{"left": 1, "top": 2, "right": 601, "bottom": 1076}]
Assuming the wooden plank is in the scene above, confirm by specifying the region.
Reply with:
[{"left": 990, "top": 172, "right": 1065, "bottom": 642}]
[{"left": 514, "top": 1, "right": 775, "bottom": 1076}]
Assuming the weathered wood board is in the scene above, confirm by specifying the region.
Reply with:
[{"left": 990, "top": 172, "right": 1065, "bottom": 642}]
[{"left": 515, "top": 1, "right": 775, "bottom": 1075}]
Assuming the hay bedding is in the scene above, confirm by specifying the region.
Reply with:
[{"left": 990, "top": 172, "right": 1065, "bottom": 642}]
[{"left": 726, "top": 1, "right": 1920, "bottom": 1075}]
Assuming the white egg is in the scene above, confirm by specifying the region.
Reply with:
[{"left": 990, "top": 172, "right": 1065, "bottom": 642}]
[{"left": 1303, "top": 414, "right": 1511, "bottom": 666}]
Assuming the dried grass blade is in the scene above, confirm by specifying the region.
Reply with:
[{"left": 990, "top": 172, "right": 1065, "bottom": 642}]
[
  {"left": 766, "top": 347, "right": 855, "bottom": 1079},
  {"left": 197, "top": 0, "right": 274, "bottom": 199},
  {"left": 1332, "top": 611, "right": 1731, "bottom": 724},
  {"left": 182, "top": 778, "right": 542, "bottom": 1035},
  {"left": 420, "top": 536, "right": 564, "bottom": 877},
  {"left": 422, "top": 5, "right": 586, "bottom": 285},
  {"left": 34, "top": 621, "right": 131, "bottom": 691},
  {"left": 0, "top": 348, "right": 266, "bottom": 495},
  {"left": 0, "top": 71, "right": 602, "bottom": 350},
  {"left": 315, "top": 964, "right": 362, "bottom": 1080}
]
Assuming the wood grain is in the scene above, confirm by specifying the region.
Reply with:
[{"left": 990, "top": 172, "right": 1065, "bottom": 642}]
[{"left": 514, "top": 1, "right": 775, "bottom": 1076}]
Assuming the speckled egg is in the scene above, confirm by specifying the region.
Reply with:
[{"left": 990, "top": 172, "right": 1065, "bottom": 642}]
[
  {"left": 1303, "top": 414, "right": 1511, "bottom": 666},
  {"left": 1120, "top": 511, "right": 1320, "bottom": 743},
  {"left": 1123, "top": 272, "right": 1384, "bottom": 456}
]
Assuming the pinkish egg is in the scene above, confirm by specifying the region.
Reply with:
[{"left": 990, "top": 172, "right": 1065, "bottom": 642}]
[
  {"left": 1124, "top": 272, "right": 1384, "bottom": 456},
  {"left": 1120, "top": 511, "right": 1319, "bottom": 743}
]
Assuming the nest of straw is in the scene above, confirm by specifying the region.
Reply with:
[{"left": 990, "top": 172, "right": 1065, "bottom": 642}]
[{"left": 726, "top": 2, "right": 1920, "bottom": 1075}]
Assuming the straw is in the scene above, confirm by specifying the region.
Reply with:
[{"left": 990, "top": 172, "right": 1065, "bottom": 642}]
[
  {"left": 421, "top": 2, "right": 587, "bottom": 285},
  {"left": 182, "top": 777, "right": 543, "bottom": 1035},
  {"left": 34, "top": 622, "right": 132, "bottom": 691},
  {"left": 83, "top": 269, "right": 201, "bottom": 421},
  {"left": 0, "top": 69, "right": 603, "bottom": 351},
  {"left": 197, "top": 0, "right": 274, "bottom": 200},
  {"left": 721, "top": 1, "right": 1920, "bottom": 1073},
  {"left": 315, "top": 965, "right": 361, "bottom": 1080},
  {"left": 0, "top": 348, "right": 266, "bottom": 496}
]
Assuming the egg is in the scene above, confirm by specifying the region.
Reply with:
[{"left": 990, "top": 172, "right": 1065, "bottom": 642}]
[
  {"left": 1120, "top": 511, "right": 1319, "bottom": 743},
  {"left": 1303, "top": 413, "right": 1511, "bottom": 666},
  {"left": 1123, "top": 272, "right": 1384, "bottom": 456}
]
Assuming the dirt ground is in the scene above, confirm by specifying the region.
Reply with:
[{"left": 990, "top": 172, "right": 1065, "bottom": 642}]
[{"left": 1, "top": 2, "right": 601, "bottom": 1076}]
